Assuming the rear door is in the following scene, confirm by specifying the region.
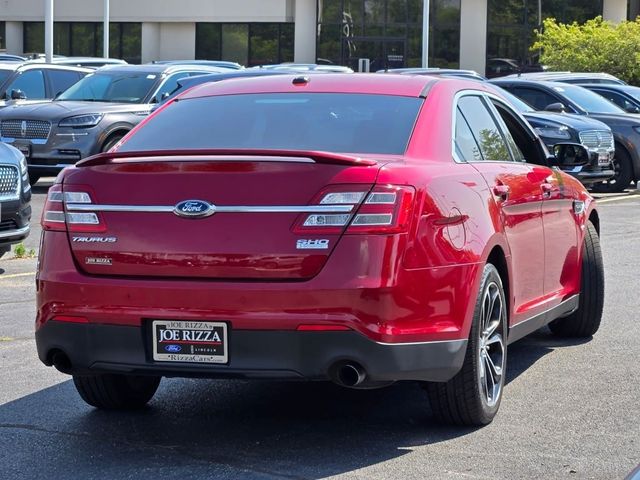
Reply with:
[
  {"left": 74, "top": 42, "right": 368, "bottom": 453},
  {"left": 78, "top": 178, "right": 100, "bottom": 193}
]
[{"left": 454, "top": 94, "right": 547, "bottom": 324}]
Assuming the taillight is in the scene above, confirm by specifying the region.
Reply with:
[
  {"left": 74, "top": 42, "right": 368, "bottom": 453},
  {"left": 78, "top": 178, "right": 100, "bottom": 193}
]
[
  {"left": 294, "top": 184, "right": 415, "bottom": 235},
  {"left": 346, "top": 185, "right": 415, "bottom": 234},
  {"left": 41, "top": 184, "right": 106, "bottom": 232}
]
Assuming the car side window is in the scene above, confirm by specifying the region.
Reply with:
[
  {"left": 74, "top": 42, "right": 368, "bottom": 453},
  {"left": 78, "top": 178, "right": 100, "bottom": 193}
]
[
  {"left": 154, "top": 72, "right": 201, "bottom": 103},
  {"left": 490, "top": 99, "right": 546, "bottom": 166},
  {"left": 454, "top": 107, "right": 483, "bottom": 161},
  {"left": 594, "top": 89, "right": 636, "bottom": 112},
  {"left": 457, "top": 95, "right": 512, "bottom": 162},
  {"left": 47, "top": 70, "right": 83, "bottom": 97},
  {"left": 6, "top": 69, "right": 46, "bottom": 99},
  {"left": 511, "top": 87, "right": 558, "bottom": 111}
]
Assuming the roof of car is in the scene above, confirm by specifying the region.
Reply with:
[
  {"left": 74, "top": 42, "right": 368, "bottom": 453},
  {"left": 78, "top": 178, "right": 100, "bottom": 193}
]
[
  {"left": 576, "top": 83, "right": 640, "bottom": 93},
  {"left": 180, "top": 73, "right": 467, "bottom": 100},
  {"left": 503, "top": 71, "right": 624, "bottom": 84},
  {"left": 0, "top": 62, "right": 92, "bottom": 73},
  {"left": 96, "top": 64, "right": 231, "bottom": 75}
]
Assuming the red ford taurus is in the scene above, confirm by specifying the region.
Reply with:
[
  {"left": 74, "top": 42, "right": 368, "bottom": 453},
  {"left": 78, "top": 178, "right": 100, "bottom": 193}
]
[{"left": 35, "top": 74, "right": 604, "bottom": 425}]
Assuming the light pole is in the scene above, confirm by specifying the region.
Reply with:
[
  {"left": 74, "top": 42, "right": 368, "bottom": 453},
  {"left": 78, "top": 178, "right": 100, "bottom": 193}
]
[
  {"left": 103, "top": 0, "right": 110, "bottom": 58},
  {"left": 44, "top": 0, "right": 54, "bottom": 62},
  {"left": 422, "top": 0, "right": 430, "bottom": 67}
]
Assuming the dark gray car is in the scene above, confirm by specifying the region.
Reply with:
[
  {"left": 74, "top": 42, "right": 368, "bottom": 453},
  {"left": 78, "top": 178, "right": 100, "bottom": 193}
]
[
  {"left": 0, "top": 64, "right": 230, "bottom": 184},
  {"left": 0, "top": 142, "right": 31, "bottom": 258}
]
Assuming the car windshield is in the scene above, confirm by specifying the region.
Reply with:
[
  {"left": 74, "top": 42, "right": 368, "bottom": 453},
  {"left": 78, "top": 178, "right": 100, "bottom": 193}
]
[
  {"left": 552, "top": 84, "right": 625, "bottom": 114},
  {"left": 57, "top": 71, "right": 159, "bottom": 103},
  {"left": 119, "top": 93, "right": 422, "bottom": 155}
]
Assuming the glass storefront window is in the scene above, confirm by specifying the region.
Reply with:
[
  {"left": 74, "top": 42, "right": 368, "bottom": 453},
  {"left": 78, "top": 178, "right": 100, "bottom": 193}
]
[
  {"left": 23, "top": 22, "right": 141, "bottom": 63},
  {"left": 487, "top": 0, "right": 603, "bottom": 74},
  {"left": 196, "top": 23, "right": 294, "bottom": 66},
  {"left": 0, "top": 22, "right": 6, "bottom": 50},
  {"left": 317, "top": 0, "right": 460, "bottom": 70}
]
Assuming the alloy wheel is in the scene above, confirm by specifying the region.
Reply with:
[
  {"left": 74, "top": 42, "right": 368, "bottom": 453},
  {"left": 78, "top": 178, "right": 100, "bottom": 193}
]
[{"left": 478, "top": 281, "right": 506, "bottom": 407}]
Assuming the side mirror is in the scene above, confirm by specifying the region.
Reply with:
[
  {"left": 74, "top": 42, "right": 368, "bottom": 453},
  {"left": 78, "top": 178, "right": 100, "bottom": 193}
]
[
  {"left": 552, "top": 142, "right": 591, "bottom": 167},
  {"left": 544, "top": 102, "right": 566, "bottom": 113},
  {"left": 10, "top": 89, "right": 26, "bottom": 100},
  {"left": 160, "top": 92, "right": 170, "bottom": 101},
  {"left": 627, "top": 105, "right": 640, "bottom": 114}
]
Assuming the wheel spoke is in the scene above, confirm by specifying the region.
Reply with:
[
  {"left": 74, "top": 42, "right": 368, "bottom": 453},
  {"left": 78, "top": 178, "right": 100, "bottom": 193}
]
[
  {"left": 485, "top": 347, "right": 503, "bottom": 378},
  {"left": 484, "top": 356, "right": 496, "bottom": 400}
]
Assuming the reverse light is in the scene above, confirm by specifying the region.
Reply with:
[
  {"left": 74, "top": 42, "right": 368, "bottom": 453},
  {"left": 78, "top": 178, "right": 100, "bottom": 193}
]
[
  {"left": 294, "top": 184, "right": 415, "bottom": 235},
  {"left": 58, "top": 113, "right": 103, "bottom": 129},
  {"left": 41, "top": 184, "right": 106, "bottom": 232}
]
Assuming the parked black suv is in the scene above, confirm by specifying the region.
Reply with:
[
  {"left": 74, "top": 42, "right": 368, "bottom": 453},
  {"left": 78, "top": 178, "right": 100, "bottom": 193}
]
[
  {"left": 492, "top": 78, "right": 640, "bottom": 192},
  {"left": 0, "top": 143, "right": 31, "bottom": 258},
  {"left": 0, "top": 64, "right": 229, "bottom": 184}
]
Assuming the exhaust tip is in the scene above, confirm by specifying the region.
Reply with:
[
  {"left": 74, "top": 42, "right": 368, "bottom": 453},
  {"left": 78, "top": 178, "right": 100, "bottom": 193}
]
[
  {"left": 51, "top": 351, "right": 72, "bottom": 374},
  {"left": 333, "top": 362, "right": 366, "bottom": 388}
]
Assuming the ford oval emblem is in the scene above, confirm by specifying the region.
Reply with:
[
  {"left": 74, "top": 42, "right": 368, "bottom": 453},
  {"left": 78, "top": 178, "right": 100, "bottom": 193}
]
[
  {"left": 165, "top": 344, "right": 182, "bottom": 353},
  {"left": 174, "top": 200, "right": 215, "bottom": 219}
]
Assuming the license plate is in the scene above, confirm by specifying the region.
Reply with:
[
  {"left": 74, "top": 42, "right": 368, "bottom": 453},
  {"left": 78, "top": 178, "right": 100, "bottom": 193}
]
[
  {"left": 16, "top": 144, "right": 30, "bottom": 158},
  {"left": 152, "top": 320, "right": 228, "bottom": 364},
  {"left": 597, "top": 152, "right": 610, "bottom": 166}
]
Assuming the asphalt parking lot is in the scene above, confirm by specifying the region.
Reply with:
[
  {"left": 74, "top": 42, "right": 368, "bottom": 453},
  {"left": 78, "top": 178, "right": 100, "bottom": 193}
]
[{"left": 0, "top": 180, "right": 638, "bottom": 479}]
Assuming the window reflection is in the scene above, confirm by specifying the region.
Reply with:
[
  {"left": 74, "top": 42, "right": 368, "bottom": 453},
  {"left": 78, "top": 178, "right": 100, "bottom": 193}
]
[
  {"left": 487, "top": 0, "right": 602, "bottom": 75},
  {"left": 317, "top": 0, "right": 461, "bottom": 69}
]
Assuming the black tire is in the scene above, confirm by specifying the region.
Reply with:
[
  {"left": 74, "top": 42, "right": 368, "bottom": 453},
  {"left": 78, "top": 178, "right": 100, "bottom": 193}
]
[
  {"left": 101, "top": 134, "right": 125, "bottom": 153},
  {"left": 28, "top": 173, "right": 40, "bottom": 186},
  {"left": 593, "top": 147, "right": 633, "bottom": 193},
  {"left": 424, "top": 264, "right": 508, "bottom": 426},
  {"left": 73, "top": 374, "right": 160, "bottom": 409},
  {"left": 549, "top": 221, "right": 604, "bottom": 338}
]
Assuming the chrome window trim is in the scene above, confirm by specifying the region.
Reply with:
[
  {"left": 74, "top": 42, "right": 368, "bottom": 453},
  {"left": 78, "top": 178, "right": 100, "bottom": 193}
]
[{"left": 451, "top": 89, "right": 541, "bottom": 165}]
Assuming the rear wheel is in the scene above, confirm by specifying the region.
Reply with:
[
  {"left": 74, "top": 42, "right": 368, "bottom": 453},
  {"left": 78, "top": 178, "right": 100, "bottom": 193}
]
[
  {"left": 549, "top": 221, "right": 604, "bottom": 338},
  {"left": 424, "top": 264, "right": 507, "bottom": 426},
  {"left": 73, "top": 373, "right": 160, "bottom": 409},
  {"left": 593, "top": 147, "right": 632, "bottom": 193}
]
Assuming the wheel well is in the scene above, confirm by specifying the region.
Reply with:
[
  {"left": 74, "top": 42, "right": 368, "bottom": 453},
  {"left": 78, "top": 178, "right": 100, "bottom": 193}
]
[
  {"left": 487, "top": 246, "right": 510, "bottom": 317},
  {"left": 588, "top": 210, "right": 600, "bottom": 235},
  {"left": 102, "top": 130, "right": 128, "bottom": 149}
]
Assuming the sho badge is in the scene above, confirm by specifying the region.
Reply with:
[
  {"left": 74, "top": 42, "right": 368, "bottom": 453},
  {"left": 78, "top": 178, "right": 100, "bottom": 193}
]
[
  {"left": 86, "top": 257, "right": 112, "bottom": 265},
  {"left": 296, "top": 239, "right": 330, "bottom": 250}
]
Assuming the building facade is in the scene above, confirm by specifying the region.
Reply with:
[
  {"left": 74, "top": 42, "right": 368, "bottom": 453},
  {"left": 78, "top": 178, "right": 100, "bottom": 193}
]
[{"left": 0, "top": 0, "right": 635, "bottom": 74}]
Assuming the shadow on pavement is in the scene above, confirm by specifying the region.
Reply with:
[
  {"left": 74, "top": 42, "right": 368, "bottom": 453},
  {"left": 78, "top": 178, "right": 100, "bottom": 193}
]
[{"left": 0, "top": 328, "right": 592, "bottom": 479}]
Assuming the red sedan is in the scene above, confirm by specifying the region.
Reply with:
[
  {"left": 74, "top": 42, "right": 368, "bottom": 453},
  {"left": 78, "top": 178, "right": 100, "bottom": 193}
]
[{"left": 35, "top": 74, "right": 604, "bottom": 425}]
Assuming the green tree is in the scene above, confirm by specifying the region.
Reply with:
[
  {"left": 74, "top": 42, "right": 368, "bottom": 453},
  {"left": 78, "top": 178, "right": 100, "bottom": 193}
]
[{"left": 532, "top": 16, "right": 640, "bottom": 85}]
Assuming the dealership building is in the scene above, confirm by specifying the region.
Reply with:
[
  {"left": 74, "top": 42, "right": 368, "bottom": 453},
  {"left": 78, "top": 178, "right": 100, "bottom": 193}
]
[{"left": 1, "top": 0, "right": 639, "bottom": 75}]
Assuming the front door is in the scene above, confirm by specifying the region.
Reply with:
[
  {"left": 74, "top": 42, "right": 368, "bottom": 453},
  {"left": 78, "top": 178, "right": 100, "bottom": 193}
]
[{"left": 454, "top": 94, "right": 548, "bottom": 325}]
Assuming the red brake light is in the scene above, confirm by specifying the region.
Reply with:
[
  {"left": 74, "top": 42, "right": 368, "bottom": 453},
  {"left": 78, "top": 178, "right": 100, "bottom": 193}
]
[{"left": 41, "top": 184, "right": 106, "bottom": 233}]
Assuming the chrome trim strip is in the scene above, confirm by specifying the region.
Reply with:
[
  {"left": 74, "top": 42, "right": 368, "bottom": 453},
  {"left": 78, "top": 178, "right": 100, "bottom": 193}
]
[
  {"left": 66, "top": 204, "right": 355, "bottom": 214},
  {"left": 0, "top": 225, "right": 30, "bottom": 240},
  {"left": 375, "top": 338, "right": 467, "bottom": 347}
]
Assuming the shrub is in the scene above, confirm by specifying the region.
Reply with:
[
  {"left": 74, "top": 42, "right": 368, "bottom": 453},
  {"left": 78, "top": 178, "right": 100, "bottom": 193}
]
[{"left": 532, "top": 16, "right": 640, "bottom": 85}]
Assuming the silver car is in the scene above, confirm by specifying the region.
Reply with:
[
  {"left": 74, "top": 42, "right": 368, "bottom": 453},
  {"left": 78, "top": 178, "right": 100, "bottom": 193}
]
[{"left": 0, "top": 64, "right": 231, "bottom": 184}]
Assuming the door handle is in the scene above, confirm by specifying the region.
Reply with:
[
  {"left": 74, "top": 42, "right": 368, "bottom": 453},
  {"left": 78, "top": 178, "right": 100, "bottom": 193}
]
[
  {"left": 492, "top": 184, "right": 510, "bottom": 201},
  {"left": 540, "top": 182, "right": 555, "bottom": 197}
]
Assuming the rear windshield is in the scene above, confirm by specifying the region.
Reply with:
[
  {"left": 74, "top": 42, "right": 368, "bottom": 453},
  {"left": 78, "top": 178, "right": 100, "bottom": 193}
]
[{"left": 119, "top": 93, "right": 422, "bottom": 155}]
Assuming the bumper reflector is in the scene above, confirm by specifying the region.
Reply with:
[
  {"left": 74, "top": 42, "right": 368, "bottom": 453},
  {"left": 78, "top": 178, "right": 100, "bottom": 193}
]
[{"left": 52, "top": 316, "right": 89, "bottom": 324}]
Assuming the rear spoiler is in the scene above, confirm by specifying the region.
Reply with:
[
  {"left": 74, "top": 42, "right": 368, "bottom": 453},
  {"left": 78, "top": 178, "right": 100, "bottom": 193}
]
[{"left": 77, "top": 149, "right": 378, "bottom": 167}]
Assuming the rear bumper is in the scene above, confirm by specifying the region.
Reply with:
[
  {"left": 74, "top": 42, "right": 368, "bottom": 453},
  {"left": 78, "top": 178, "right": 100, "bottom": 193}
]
[{"left": 35, "top": 320, "right": 467, "bottom": 382}]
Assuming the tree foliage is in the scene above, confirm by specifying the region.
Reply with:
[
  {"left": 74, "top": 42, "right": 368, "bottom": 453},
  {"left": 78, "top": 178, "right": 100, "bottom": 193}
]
[{"left": 532, "top": 16, "right": 640, "bottom": 85}]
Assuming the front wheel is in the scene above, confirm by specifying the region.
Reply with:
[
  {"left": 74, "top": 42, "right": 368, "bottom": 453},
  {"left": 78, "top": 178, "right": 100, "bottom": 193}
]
[
  {"left": 73, "top": 373, "right": 160, "bottom": 409},
  {"left": 424, "top": 264, "right": 508, "bottom": 426}
]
